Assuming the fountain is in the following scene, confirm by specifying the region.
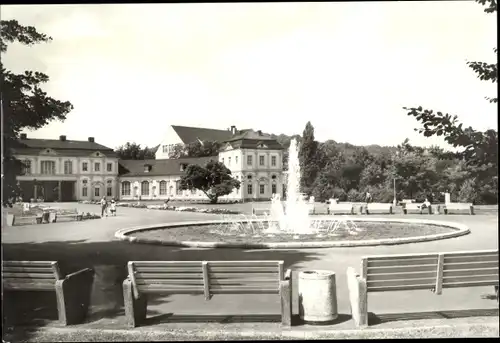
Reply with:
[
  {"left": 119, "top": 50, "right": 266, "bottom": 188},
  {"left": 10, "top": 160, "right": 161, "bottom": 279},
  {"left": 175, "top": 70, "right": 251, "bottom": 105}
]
[{"left": 212, "top": 138, "right": 360, "bottom": 237}]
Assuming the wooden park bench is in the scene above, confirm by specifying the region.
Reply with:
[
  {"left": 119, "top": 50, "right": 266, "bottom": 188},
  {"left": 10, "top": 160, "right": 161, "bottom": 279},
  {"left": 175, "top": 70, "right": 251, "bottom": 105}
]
[
  {"left": 403, "top": 203, "right": 431, "bottom": 215},
  {"left": 443, "top": 203, "right": 474, "bottom": 215},
  {"left": 2, "top": 261, "right": 95, "bottom": 325},
  {"left": 346, "top": 249, "right": 499, "bottom": 327},
  {"left": 55, "top": 210, "right": 83, "bottom": 222},
  {"left": 364, "top": 203, "right": 393, "bottom": 215},
  {"left": 252, "top": 205, "right": 271, "bottom": 216},
  {"left": 12, "top": 214, "right": 43, "bottom": 226},
  {"left": 328, "top": 203, "right": 354, "bottom": 215},
  {"left": 123, "top": 260, "right": 292, "bottom": 327}
]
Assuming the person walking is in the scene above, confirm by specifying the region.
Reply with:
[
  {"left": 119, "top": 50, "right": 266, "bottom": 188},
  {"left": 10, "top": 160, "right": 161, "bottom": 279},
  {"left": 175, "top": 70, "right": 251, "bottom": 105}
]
[
  {"left": 100, "top": 196, "right": 108, "bottom": 217},
  {"left": 109, "top": 198, "right": 116, "bottom": 216}
]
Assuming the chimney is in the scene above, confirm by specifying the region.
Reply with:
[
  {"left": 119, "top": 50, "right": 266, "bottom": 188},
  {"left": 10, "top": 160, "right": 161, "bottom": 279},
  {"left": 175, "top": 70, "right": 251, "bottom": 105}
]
[
  {"left": 59, "top": 135, "right": 66, "bottom": 141},
  {"left": 20, "top": 133, "right": 27, "bottom": 140},
  {"left": 88, "top": 137, "right": 95, "bottom": 143},
  {"left": 257, "top": 130, "right": 262, "bottom": 136},
  {"left": 230, "top": 125, "right": 237, "bottom": 135}
]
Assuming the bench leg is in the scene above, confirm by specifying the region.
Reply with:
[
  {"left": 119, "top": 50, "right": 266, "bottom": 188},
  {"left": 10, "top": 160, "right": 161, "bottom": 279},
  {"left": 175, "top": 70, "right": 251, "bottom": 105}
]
[
  {"left": 280, "top": 277, "right": 292, "bottom": 326},
  {"left": 55, "top": 268, "right": 95, "bottom": 325},
  {"left": 123, "top": 279, "right": 148, "bottom": 327},
  {"left": 346, "top": 267, "right": 368, "bottom": 328}
]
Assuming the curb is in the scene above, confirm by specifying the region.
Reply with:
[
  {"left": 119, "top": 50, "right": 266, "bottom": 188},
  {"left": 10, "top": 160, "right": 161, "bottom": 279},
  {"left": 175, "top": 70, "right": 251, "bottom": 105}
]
[
  {"left": 115, "top": 217, "right": 470, "bottom": 249},
  {"left": 11, "top": 321, "right": 500, "bottom": 340}
]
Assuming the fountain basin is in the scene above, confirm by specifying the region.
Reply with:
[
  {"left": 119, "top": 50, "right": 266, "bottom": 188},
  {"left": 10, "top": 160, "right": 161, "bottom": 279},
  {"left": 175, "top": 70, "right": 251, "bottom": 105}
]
[{"left": 115, "top": 217, "right": 470, "bottom": 249}]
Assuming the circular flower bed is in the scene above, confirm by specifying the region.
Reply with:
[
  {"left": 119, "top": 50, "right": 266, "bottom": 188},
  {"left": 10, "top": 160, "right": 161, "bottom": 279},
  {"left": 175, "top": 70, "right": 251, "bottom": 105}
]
[
  {"left": 78, "top": 200, "right": 241, "bottom": 214},
  {"left": 116, "top": 217, "right": 470, "bottom": 249}
]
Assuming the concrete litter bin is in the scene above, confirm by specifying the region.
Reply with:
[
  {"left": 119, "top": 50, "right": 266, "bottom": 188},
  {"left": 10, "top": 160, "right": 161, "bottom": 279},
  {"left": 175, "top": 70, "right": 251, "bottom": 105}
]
[{"left": 298, "top": 270, "right": 338, "bottom": 324}]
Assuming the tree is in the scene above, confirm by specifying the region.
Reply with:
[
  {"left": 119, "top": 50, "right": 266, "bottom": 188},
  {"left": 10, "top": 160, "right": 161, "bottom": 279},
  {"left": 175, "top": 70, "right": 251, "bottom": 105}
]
[
  {"left": 403, "top": 0, "right": 498, "bottom": 170},
  {"left": 179, "top": 160, "right": 240, "bottom": 204},
  {"left": 1, "top": 20, "right": 73, "bottom": 204},
  {"left": 298, "top": 121, "right": 319, "bottom": 195},
  {"left": 115, "top": 142, "right": 156, "bottom": 160},
  {"left": 168, "top": 140, "right": 221, "bottom": 159}
]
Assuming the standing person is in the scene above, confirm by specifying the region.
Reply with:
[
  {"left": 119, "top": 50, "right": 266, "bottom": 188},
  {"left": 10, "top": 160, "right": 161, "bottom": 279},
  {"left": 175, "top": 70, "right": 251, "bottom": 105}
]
[
  {"left": 109, "top": 199, "right": 116, "bottom": 216},
  {"left": 100, "top": 196, "right": 107, "bottom": 217},
  {"left": 365, "top": 192, "right": 372, "bottom": 204}
]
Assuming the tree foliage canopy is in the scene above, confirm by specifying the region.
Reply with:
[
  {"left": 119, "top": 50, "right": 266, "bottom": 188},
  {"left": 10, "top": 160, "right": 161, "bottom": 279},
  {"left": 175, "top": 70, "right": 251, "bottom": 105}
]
[
  {"left": 179, "top": 160, "right": 240, "bottom": 203},
  {"left": 115, "top": 142, "right": 156, "bottom": 160},
  {"left": 1, "top": 20, "right": 74, "bottom": 203}
]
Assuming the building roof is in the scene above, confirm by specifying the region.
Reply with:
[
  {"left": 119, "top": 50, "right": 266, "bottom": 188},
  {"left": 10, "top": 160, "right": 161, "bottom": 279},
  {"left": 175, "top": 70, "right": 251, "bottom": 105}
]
[
  {"left": 119, "top": 156, "right": 216, "bottom": 177},
  {"left": 224, "top": 129, "right": 284, "bottom": 150},
  {"left": 13, "top": 138, "right": 118, "bottom": 157},
  {"left": 171, "top": 125, "right": 234, "bottom": 144}
]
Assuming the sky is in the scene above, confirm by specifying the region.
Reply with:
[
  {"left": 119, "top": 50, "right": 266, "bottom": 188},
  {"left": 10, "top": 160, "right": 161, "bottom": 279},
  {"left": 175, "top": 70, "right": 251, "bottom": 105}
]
[{"left": 1, "top": 1, "right": 497, "bottom": 150}]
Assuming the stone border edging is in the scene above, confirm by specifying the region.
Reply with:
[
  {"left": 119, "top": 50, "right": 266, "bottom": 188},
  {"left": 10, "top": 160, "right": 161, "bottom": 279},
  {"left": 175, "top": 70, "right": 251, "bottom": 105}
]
[{"left": 115, "top": 216, "right": 470, "bottom": 249}]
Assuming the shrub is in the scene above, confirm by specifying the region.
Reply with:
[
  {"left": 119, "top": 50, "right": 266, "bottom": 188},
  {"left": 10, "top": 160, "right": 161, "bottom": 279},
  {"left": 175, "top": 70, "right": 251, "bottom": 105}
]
[
  {"left": 347, "top": 189, "right": 364, "bottom": 202},
  {"left": 458, "top": 178, "right": 478, "bottom": 203}
]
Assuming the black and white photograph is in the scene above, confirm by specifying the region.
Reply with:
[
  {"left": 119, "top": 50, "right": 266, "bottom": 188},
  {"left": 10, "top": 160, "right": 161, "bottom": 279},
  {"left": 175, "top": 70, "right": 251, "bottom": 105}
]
[{"left": 1, "top": 1, "right": 498, "bottom": 341}]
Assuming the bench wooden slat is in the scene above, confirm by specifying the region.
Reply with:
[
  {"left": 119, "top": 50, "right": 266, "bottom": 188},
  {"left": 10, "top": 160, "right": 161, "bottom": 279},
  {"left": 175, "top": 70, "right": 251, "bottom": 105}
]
[
  {"left": 210, "top": 279, "right": 279, "bottom": 286},
  {"left": 3, "top": 272, "right": 57, "bottom": 279},
  {"left": 2, "top": 266, "right": 55, "bottom": 273},
  {"left": 209, "top": 272, "right": 280, "bottom": 279},
  {"left": 444, "top": 255, "right": 498, "bottom": 263},
  {"left": 442, "top": 250, "right": 498, "bottom": 257},
  {"left": 442, "top": 280, "right": 499, "bottom": 288},
  {"left": 135, "top": 272, "right": 203, "bottom": 279},
  {"left": 367, "top": 257, "right": 438, "bottom": 268},
  {"left": 443, "top": 268, "right": 499, "bottom": 277},
  {"left": 443, "top": 275, "right": 499, "bottom": 284},
  {"left": 208, "top": 266, "right": 279, "bottom": 273},
  {"left": 367, "top": 271, "right": 437, "bottom": 281},
  {"left": 210, "top": 287, "right": 279, "bottom": 294},
  {"left": 135, "top": 279, "right": 204, "bottom": 285},
  {"left": 133, "top": 261, "right": 201, "bottom": 269},
  {"left": 208, "top": 261, "right": 280, "bottom": 266},
  {"left": 367, "top": 265, "right": 437, "bottom": 274},
  {"left": 136, "top": 285, "right": 204, "bottom": 293},
  {"left": 132, "top": 272, "right": 203, "bottom": 278},
  {"left": 367, "top": 278, "right": 436, "bottom": 288},
  {"left": 3, "top": 261, "right": 58, "bottom": 266},
  {"left": 135, "top": 268, "right": 202, "bottom": 274},
  {"left": 365, "top": 253, "right": 438, "bottom": 261},
  {"left": 3, "top": 280, "right": 55, "bottom": 291},
  {"left": 366, "top": 284, "right": 435, "bottom": 292},
  {"left": 443, "top": 261, "right": 498, "bottom": 271}
]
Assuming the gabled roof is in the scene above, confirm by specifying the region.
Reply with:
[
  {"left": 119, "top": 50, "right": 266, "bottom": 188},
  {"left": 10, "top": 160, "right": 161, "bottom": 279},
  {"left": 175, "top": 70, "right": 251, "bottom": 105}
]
[
  {"left": 224, "top": 129, "right": 284, "bottom": 150},
  {"left": 119, "top": 156, "right": 216, "bottom": 177},
  {"left": 171, "top": 125, "right": 234, "bottom": 144},
  {"left": 13, "top": 138, "right": 118, "bottom": 157}
]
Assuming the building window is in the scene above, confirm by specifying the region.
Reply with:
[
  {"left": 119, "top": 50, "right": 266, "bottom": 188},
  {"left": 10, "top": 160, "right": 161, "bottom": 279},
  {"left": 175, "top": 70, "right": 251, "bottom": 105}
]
[
  {"left": 272, "top": 184, "right": 277, "bottom": 194},
  {"left": 271, "top": 156, "right": 277, "bottom": 167},
  {"left": 122, "top": 181, "right": 131, "bottom": 196},
  {"left": 235, "top": 156, "right": 238, "bottom": 164},
  {"left": 247, "top": 155, "right": 252, "bottom": 166},
  {"left": 94, "top": 162, "right": 100, "bottom": 172},
  {"left": 141, "top": 181, "right": 149, "bottom": 196},
  {"left": 107, "top": 163, "right": 113, "bottom": 172},
  {"left": 259, "top": 155, "right": 265, "bottom": 166},
  {"left": 94, "top": 187, "right": 100, "bottom": 197},
  {"left": 159, "top": 181, "right": 167, "bottom": 195},
  {"left": 41, "top": 161, "right": 56, "bottom": 175},
  {"left": 228, "top": 157, "right": 231, "bottom": 166},
  {"left": 260, "top": 184, "right": 265, "bottom": 194},
  {"left": 180, "top": 163, "right": 187, "bottom": 172},
  {"left": 247, "top": 184, "right": 253, "bottom": 195},
  {"left": 82, "top": 162, "right": 88, "bottom": 172},
  {"left": 107, "top": 180, "right": 113, "bottom": 197},
  {"left": 169, "top": 186, "right": 174, "bottom": 196},
  {"left": 82, "top": 180, "right": 88, "bottom": 197},
  {"left": 22, "top": 160, "right": 32, "bottom": 175},
  {"left": 64, "top": 161, "right": 73, "bottom": 174},
  {"left": 163, "top": 145, "right": 168, "bottom": 153}
]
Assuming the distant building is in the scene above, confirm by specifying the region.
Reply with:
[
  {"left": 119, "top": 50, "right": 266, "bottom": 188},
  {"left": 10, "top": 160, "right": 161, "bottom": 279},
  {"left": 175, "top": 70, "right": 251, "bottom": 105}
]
[
  {"left": 13, "top": 125, "right": 285, "bottom": 202},
  {"left": 13, "top": 134, "right": 119, "bottom": 202}
]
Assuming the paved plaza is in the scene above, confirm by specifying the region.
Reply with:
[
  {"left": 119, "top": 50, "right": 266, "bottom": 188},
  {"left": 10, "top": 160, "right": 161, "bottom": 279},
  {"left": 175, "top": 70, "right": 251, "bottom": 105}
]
[{"left": 2, "top": 202, "right": 499, "bottom": 340}]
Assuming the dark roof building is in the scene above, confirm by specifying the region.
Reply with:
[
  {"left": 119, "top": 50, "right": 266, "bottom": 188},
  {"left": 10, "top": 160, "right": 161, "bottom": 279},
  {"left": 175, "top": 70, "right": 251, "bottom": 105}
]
[
  {"left": 171, "top": 125, "right": 235, "bottom": 144},
  {"left": 119, "top": 156, "right": 216, "bottom": 177},
  {"left": 13, "top": 134, "right": 118, "bottom": 157}
]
